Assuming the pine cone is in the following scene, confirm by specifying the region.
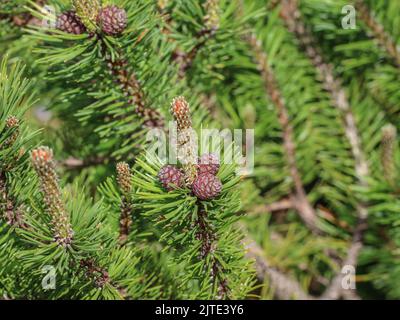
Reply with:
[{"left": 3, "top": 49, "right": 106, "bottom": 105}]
[
  {"left": 158, "top": 165, "right": 184, "bottom": 191},
  {"left": 198, "top": 153, "right": 220, "bottom": 175},
  {"left": 56, "top": 10, "right": 86, "bottom": 35},
  {"left": 192, "top": 173, "right": 222, "bottom": 200},
  {"left": 98, "top": 5, "right": 127, "bottom": 36}
]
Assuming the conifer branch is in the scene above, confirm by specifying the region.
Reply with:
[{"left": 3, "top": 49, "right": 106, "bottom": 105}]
[
  {"left": 116, "top": 162, "right": 133, "bottom": 244},
  {"left": 79, "top": 258, "right": 127, "bottom": 298},
  {"left": 172, "top": 0, "right": 220, "bottom": 79},
  {"left": 280, "top": 0, "right": 369, "bottom": 185},
  {"left": 0, "top": 172, "right": 26, "bottom": 228},
  {"left": 1, "top": 116, "right": 20, "bottom": 150},
  {"left": 59, "top": 155, "right": 108, "bottom": 170},
  {"left": 242, "top": 232, "right": 312, "bottom": 300},
  {"left": 79, "top": 258, "right": 110, "bottom": 289},
  {"left": 280, "top": 0, "right": 370, "bottom": 299},
  {"left": 197, "top": 205, "right": 230, "bottom": 299},
  {"left": 31, "top": 147, "right": 74, "bottom": 247},
  {"left": 246, "top": 33, "right": 320, "bottom": 234},
  {"left": 104, "top": 52, "right": 164, "bottom": 128},
  {"left": 50, "top": 1, "right": 165, "bottom": 128},
  {"left": 0, "top": 116, "right": 26, "bottom": 228},
  {"left": 252, "top": 197, "right": 294, "bottom": 214},
  {"left": 0, "top": 0, "right": 44, "bottom": 27},
  {"left": 320, "top": 215, "right": 367, "bottom": 300},
  {"left": 355, "top": 0, "right": 400, "bottom": 68}
]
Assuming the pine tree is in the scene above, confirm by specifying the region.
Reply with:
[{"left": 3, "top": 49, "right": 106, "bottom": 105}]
[{"left": 1, "top": 0, "right": 400, "bottom": 300}]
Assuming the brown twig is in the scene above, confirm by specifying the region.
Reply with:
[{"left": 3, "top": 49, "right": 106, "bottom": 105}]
[
  {"left": 243, "top": 223, "right": 364, "bottom": 300},
  {"left": 79, "top": 258, "right": 111, "bottom": 289},
  {"left": 1, "top": 0, "right": 45, "bottom": 27},
  {"left": 196, "top": 205, "right": 230, "bottom": 299},
  {"left": 59, "top": 155, "right": 108, "bottom": 169},
  {"left": 241, "top": 231, "right": 313, "bottom": 300},
  {"left": 0, "top": 117, "right": 27, "bottom": 228},
  {"left": 355, "top": 0, "right": 400, "bottom": 68},
  {"left": 170, "top": 0, "right": 220, "bottom": 79},
  {"left": 252, "top": 198, "right": 294, "bottom": 214},
  {"left": 79, "top": 258, "right": 127, "bottom": 298},
  {"left": 280, "top": 0, "right": 369, "bottom": 184},
  {"left": 280, "top": 0, "right": 370, "bottom": 299},
  {"left": 320, "top": 215, "right": 367, "bottom": 300},
  {"left": 0, "top": 172, "right": 26, "bottom": 228},
  {"left": 104, "top": 52, "right": 164, "bottom": 128},
  {"left": 246, "top": 33, "right": 320, "bottom": 234}
]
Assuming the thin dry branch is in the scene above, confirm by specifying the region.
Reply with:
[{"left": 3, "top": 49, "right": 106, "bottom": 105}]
[
  {"left": 279, "top": 0, "right": 370, "bottom": 299},
  {"left": 241, "top": 231, "right": 312, "bottom": 300},
  {"left": 280, "top": 0, "right": 369, "bottom": 184},
  {"left": 252, "top": 197, "right": 294, "bottom": 215},
  {"left": 246, "top": 33, "right": 320, "bottom": 234},
  {"left": 59, "top": 156, "right": 108, "bottom": 169},
  {"left": 105, "top": 53, "right": 164, "bottom": 128},
  {"left": 243, "top": 224, "right": 364, "bottom": 300},
  {"left": 355, "top": 0, "right": 400, "bottom": 68},
  {"left": 197, "top": 205, "right": 230, "bottom": 299},
  {"left": 170, "top": 0, "right": 219, "bottom": 79},
  {"left": 320, "top": 215, "right": 367, "bottom": 300},
  {"left": 79, "top": 258, "right": 128, "bottom": 298},
  {"left": 0, "top": 172, "right": 26, "bottom": 228}
]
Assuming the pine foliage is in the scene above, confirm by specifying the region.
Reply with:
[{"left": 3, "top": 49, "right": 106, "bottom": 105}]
[{"left": 1, "top": 0, "right": 400, "bottom": 300}]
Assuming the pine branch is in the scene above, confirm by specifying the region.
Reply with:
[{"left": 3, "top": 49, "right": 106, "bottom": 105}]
[
  {"left": 246, "top": 32, "right": 320, "bottom": 234},
  {"left": 0, "top": 172, "right": 25, "bottom": 228},
  {"left": 241, "top": 230, "right": 312, "bottom": 300},
  {"left": 59, "top": 155, "right": 108, "bottom": 169},
  {"left": 251, "top": 197, "right": 294, "bottom": 214},
  {"left": 197, "top": 205, "right": 230, "bottom": 299},
  {"left": 355, "top": 0, "right": 400, "bottom": 68},
  {"left": 320, "top": 215, "right": 367, "bottom": 300},
  {"left": 0, "top": 116, "right": 27, "bottom": 228},
  {"left": 30, "top": 146, "right": 134, "bottom": 298},
  {"left": 104, "top": 49, "right": 164, "bottom": 128},
  {"left": 78, "top": 258, "right": 127, "bottom": 298},
  {"left": 79, "top": 258, "right": 111, "bottom": 289},
  {"left": 171, "top": 0, "right": 220, "bottom": 79},
  {"left": 169, "top": 95, "right": 229, "bottom": 298},
  {"left": 280, "top": 0, "right": 369, "bottom": 185},
  {"left": 0, "top": 0, "right": 44, "bottom": 27},
  {"left": 0, "top": 116, "right": 20, "bottom": 155},
  {"left": 279, "top": 0, "right": 370, "bottom": 299},
  {"left": 156, "top": 2, "right": 224, "bottom": 118}
]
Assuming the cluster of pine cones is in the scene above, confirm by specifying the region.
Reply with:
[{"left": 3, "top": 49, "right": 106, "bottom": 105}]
[
  {"left": 158, "top": 153, "right": 222, "bottom": 201},
  {"left": 56, "top": 5, "right": 127, "bottom": 36}
]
